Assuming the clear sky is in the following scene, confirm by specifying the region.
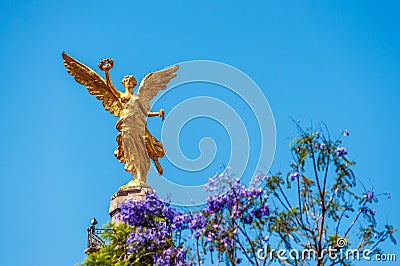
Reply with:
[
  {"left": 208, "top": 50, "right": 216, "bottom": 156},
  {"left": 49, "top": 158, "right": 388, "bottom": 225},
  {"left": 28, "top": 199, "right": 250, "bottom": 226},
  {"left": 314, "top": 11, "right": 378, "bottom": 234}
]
[{"left": 1, "top": 1, "right": 399, "bottom": 265}]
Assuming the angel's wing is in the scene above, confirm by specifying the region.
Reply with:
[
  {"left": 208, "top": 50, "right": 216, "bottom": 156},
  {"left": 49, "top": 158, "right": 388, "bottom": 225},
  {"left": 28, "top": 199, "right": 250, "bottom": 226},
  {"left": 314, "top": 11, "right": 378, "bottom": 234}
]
[
  {"left": 137, "top": 65, "right": 179, "bottom": 112},
  {"left": 62, "top": 52, "right": 123, "bottom": 117},
  {"left": 120, "top": 96, "right": 150, "bottom": 182}
]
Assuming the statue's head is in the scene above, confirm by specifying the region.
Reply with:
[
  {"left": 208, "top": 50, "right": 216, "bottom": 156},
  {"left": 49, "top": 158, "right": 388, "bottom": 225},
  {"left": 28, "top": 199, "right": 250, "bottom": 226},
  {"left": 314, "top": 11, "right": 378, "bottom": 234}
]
[{"left": 121, "top": 75, "right": 137, "bottom": 92}]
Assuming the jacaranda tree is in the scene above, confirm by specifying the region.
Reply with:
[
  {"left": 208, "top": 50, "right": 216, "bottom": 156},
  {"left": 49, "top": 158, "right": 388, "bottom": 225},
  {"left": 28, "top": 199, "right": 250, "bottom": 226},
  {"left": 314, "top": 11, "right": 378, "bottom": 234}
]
[
  {"left": 81, "top": 125, "right": 396, "bottom": 266},
  {"left": 260, "top": 124, "right": 396, "bottom": 265}
]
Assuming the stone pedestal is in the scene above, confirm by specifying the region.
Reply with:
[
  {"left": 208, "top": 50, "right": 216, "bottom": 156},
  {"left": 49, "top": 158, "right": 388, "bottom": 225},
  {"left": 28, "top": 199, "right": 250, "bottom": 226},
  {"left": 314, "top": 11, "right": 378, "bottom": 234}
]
[{"left": 109, "top": 183, "right": 154, "bottom": 223}]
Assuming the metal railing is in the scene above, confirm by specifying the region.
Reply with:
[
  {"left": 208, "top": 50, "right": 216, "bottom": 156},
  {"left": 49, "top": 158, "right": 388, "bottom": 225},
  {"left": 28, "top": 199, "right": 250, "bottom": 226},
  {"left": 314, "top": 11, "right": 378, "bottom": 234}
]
[{"left": 84, "top": 218, "right": 110, "bottom": 254}]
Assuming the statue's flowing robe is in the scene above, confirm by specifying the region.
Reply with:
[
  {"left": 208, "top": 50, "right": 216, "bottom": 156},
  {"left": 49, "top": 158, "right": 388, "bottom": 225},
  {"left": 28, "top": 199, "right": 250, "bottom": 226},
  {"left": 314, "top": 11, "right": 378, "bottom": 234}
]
[{"left": 114, "top": 95, "right": 165, "bottom": 182}]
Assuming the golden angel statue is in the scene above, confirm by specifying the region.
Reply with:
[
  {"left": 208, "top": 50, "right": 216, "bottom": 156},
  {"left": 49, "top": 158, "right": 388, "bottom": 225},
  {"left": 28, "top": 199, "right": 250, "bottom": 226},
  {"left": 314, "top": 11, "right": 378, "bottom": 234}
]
[{"left": 62, "top": 52, "right": 178, "bottom": 187}]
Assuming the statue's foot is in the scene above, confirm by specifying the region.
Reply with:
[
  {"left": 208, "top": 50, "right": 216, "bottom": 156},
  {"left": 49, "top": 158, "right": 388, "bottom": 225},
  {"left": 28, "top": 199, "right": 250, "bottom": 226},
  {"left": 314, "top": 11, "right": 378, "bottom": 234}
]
[{"left": 118, "top": 179, "right": 146, "bottom": 191}]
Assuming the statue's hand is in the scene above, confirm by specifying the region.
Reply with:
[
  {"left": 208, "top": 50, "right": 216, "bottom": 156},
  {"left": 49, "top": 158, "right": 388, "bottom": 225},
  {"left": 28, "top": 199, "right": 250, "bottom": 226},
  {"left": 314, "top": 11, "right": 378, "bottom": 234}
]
[
  {"left": 98, "top": 58, "right": 114, "bottom": 71},
  {"left": 159, "top": 109, "right": 165, "bottom": 121}
]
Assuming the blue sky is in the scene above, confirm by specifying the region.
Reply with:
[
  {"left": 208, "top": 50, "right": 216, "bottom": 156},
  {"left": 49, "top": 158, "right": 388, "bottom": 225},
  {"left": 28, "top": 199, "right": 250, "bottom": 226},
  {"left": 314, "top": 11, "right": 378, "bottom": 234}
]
[{"left": 1, "top": 1, "right": 399, "bottom": 265}]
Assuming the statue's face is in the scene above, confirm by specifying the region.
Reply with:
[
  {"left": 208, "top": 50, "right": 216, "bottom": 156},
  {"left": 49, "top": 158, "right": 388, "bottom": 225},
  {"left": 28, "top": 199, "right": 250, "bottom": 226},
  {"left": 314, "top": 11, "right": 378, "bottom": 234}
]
[{"left": 122, "top": 76, "right": 137, "bottom": 91}]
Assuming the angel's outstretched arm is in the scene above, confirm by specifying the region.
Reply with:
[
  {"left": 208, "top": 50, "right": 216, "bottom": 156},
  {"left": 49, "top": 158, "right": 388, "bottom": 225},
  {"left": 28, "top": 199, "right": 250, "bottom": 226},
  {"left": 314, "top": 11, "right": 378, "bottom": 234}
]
[
  {"left": 148, "top": 109, "right": 165, "bottom": 120},
  {"left": 98, "top": 58, "right": 121, "bottom": 98}
]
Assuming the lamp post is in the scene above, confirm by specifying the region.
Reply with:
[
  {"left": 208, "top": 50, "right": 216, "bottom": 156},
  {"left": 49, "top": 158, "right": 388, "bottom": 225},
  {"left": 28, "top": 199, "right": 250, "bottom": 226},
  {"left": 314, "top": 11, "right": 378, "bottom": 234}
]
[{"left": 84, "top": 218, "right": 106, "bottom": 254}]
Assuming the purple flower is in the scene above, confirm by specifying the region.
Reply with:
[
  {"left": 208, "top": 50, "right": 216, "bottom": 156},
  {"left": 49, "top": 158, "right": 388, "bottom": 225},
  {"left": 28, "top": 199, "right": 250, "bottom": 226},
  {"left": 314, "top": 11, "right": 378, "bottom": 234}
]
[
  {"left": 387, "top": 193, "right": 392, "bottom": 199},
  {"left": 343, "top": 129, "right": 350, "bottom": 136},
  {"left": 364, "top": 191, "right": 374, "bottom": 203},
  {"left": 154, "top": 247, "right": 186, "bottom": 266},
  {"left": 254, "top": 173, "right": 261, "bottom": 181},
  {"left": 231, "top": 205, "right": 245, "bottom": 219},
  {"left": 252, "top": 208, "right": 261, "bottom": 219},
  {"left": 188, "top": 212, "right": 206, "bottom": 230},
  {"left": 205, "top": 195, "right": 227, "bottom": 214},
  {"left": 336, "top": 147, "right": 348, "bottom": 156},
  {"left": 251, "top": 204, "right": 269, "bottom": 219},
  {"left": 162, "top": 205, "right": 180, "bottom": 221},
  {"left": 290, "top": 172, "right": 300, "bottom": 181},
  {"left": 320, "top": 143, "right": 326, "bottom": 149},
  {"left": 243, "top": 215, "right": 253, "bottom": 224},
  {"left": 191, "top": 231, "right": 201, "bottom": 239},
  {"left": 120, "top": 193, "right": 171, "bottom": 226},
  {"left": 248, "top": 187, "right": 263, "bottom": 197},
  {"left": 205, "top": 232, "right": 215, "bottom": 242},
  {"left": 171, "top": 214, "right": 188, "bottom": 230},
  {"left": 260, "top": 204, "right": 270, "bottom": 216}
]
